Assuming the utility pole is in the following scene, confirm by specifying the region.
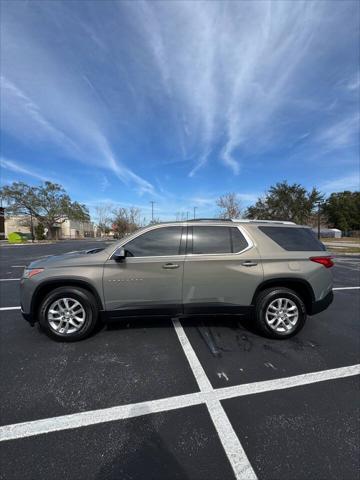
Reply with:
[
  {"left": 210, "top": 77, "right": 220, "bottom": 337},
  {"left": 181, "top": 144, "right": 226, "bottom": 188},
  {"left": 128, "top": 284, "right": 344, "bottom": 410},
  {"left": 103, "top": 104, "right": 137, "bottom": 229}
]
[
  {"left": 193, "top": 206, "right": 197, "bottom": 219},
  {"left": 30, "top": 211, "right": 34, "bottom": 243},
  {"left": 150, "top": 201, "right": 155, "bottom": 223},
  {"left": 317, "top": 202, "right": 321, "bottom": 240},
  {"left": 186, "top": 211, "right": 189, "bottom": 220}
]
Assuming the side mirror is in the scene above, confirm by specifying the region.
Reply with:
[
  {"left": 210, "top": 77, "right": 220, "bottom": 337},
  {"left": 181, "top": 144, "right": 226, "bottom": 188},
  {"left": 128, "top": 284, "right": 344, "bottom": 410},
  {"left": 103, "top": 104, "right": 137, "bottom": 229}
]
[{"left": 113, "top": 247, "right": 126, "bottom": 262}]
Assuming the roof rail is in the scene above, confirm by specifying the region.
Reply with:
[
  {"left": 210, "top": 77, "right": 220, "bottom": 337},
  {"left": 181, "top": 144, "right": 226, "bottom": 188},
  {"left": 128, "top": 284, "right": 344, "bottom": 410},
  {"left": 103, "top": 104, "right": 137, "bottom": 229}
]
[
  {"left": 231, "top": 219, "right": 296, "bottom": 225},
  {"left": 187, "top": 218, "right": 233, "bottom": 222}
]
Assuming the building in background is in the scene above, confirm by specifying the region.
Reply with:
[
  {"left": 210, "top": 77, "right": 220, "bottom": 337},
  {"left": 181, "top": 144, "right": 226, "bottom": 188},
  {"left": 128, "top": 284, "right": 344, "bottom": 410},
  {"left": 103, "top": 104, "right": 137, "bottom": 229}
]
[
  {"left": 4, "top": 215, "right": 95, "bottom": 240},
  {"left": 59, "top": 219, "right": 95, "bottom": 239},
  {"left": 0, "top": 207, "right": 5, "bottom": 240},
  {"left": 312, "top": 227, "right": 342, "bottom": 238}
]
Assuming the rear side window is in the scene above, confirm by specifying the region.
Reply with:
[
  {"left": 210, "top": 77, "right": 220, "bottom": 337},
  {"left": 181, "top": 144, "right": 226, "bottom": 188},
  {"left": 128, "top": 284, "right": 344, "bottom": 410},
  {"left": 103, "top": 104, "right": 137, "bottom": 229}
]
[
  {"left": 190, "top": 226, "right": 248, "bottom": 254},
  {"left": 259, "top": 226, "right": 326, "bottom": 251},
  {"left": 124, "top": 227, "right": 183, "bottom": 257}
]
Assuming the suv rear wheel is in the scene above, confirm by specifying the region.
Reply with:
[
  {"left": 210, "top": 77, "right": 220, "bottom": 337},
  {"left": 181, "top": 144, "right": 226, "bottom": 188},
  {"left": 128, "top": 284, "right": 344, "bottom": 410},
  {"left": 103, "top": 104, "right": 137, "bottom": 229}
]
[
  {"left": 255, "top": 287, "right": 306, "bottom": 339},
  {"left": 38, "top": 287, "right": 98, "bottom": 341}
]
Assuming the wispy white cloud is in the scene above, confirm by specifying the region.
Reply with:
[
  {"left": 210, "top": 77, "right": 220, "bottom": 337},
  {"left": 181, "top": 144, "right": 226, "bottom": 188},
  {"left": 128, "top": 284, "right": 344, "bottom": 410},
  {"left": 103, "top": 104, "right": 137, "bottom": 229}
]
[
  {"left": 0, "top": 77, "right": 77, "bottom": 151},
  {"left": 131, "top": 1, "right": 343, "bottom": 176},
  {"left": 99, "top": 174, "right": 110, "bottom": 192},
  {"left": 190, "top": 192, "right": 259, "bottom": 209},
  {"left": 347, "top": 74, "right": 360, "bottom": 91},
  {"left": 0, "top": 0, "right": 358, "bottom": 205},
  {"left": 0, "top": 6, "right": 156, "bottom": 196},
  {"left": 0, "top": 157, "right": 52, "bottom": 182},
  {"left": 321, "top": 173, "right": 360, "bottom": 194},
  {"left": 316, "top": 114, "right": 359, "bottom": 150}
]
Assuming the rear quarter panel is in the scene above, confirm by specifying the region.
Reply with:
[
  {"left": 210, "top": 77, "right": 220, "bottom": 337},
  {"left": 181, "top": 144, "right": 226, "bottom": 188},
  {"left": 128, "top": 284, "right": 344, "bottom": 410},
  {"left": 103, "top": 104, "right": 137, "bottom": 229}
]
[{"left": 245, "top": 225, "right": 333, "bottom": 301}]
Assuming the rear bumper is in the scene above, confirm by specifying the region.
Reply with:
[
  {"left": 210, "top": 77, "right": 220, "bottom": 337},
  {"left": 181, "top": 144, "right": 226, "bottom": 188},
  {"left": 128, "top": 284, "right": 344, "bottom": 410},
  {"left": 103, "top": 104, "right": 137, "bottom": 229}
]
[{"left": 309, "top": 290, "right": 333, "bottom": 315}]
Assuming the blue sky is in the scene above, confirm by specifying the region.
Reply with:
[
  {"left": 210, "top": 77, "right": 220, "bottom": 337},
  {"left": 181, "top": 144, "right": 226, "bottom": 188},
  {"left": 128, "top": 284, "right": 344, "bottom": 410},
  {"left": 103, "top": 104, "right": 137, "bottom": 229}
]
[{"left": 1, "top": 0, "right": 359, "bottom": 222}]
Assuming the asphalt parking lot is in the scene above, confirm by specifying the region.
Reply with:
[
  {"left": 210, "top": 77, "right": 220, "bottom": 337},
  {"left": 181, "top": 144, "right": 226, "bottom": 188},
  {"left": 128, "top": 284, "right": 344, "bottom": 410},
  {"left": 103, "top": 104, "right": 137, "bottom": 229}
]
[{"left": 0, "top": 240, "right": 359, "bottom": 480}]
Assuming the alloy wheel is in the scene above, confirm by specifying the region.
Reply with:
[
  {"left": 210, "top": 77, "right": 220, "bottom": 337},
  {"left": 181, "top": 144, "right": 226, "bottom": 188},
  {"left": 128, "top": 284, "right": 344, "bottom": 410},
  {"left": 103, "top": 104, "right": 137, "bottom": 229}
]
[
  {"left": 47, "top": 297, "right": 86, "bottom": 334},
  {"left": 265, "top": 297, "right": 299, "bottom": 333}
]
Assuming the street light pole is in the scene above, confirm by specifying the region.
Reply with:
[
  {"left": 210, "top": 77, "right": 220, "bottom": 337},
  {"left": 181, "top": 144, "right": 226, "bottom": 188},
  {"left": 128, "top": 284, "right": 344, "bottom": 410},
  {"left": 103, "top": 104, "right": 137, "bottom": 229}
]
[{"left": 193, "top": 206, "right": 197, "bottom": 219}]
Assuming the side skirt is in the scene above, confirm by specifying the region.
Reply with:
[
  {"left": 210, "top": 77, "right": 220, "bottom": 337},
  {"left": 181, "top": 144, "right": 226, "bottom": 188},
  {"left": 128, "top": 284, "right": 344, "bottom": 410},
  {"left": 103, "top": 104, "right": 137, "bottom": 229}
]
[{"left": 103, "top": 304, "right": 254, "bottom": 320}]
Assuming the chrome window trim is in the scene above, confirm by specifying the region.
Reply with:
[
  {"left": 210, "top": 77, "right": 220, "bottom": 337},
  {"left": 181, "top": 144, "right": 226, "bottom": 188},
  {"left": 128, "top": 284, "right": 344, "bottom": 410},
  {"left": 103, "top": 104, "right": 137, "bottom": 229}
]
[{"left": 108, "top": 223, "right": 255, "bottom": 260}]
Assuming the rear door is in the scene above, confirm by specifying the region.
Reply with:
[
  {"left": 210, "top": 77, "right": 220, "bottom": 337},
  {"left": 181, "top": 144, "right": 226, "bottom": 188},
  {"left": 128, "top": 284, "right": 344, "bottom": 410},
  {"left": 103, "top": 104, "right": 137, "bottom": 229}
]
[
  {"left": 183, "top": 225, "right": 263, "bottom": 313},
  {"left": 103, "top": 226, "right": 186, "bottom": 317}
]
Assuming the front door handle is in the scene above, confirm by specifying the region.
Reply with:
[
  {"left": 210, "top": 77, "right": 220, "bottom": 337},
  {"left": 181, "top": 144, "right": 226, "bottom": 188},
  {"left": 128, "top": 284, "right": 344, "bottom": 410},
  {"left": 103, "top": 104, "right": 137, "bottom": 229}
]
[
  {"left": 242, "top": 260, "right": 258, "bottom": 267},
  {"left": 162, "top": 263, "right": 180, "bottom": 269}
]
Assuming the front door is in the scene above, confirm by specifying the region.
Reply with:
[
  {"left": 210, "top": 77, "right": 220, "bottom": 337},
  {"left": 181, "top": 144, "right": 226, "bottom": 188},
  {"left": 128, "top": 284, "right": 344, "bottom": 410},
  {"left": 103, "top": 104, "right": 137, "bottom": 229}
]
[
  {"left": 103, "top": 226, "right": 185, "bottom": 317},
  {"left": 183, "top": 225, "right": 263, "bottom": 313}
]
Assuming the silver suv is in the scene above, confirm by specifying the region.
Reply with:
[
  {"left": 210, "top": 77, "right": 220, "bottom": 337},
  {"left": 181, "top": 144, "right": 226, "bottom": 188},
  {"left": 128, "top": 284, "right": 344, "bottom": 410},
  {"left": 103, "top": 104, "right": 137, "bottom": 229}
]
[{"left": 20, "top": 219, "right": 334, "bottom": 341}]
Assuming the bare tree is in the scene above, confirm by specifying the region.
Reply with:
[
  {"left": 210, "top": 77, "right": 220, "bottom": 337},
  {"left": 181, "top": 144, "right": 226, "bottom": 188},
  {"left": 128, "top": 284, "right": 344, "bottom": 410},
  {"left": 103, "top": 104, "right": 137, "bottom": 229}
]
[
  {"left": 112, "top": 206, "right": 142, "bottom": 238},
  {"left": 216, "top": 193, "right": 242, "bottom": 219},
  {"left": 94, "top": 203, "right": 113, "bottom": 237}
]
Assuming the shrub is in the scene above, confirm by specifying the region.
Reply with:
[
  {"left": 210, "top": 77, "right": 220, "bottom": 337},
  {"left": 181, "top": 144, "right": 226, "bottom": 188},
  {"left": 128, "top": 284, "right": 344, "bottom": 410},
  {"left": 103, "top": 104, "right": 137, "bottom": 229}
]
[{"left": 7, "top": 232, "right": 27, "bottom": 244}]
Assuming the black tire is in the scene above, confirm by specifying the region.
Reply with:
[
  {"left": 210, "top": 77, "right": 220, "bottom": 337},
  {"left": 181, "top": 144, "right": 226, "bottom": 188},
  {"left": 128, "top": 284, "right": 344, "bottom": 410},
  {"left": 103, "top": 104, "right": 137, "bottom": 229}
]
[
  {"left": 254, "top": 287, "right": 306, "bottom": 339},
  {"left": 38, "top": 287, "right": 99, "bottom": 342}
]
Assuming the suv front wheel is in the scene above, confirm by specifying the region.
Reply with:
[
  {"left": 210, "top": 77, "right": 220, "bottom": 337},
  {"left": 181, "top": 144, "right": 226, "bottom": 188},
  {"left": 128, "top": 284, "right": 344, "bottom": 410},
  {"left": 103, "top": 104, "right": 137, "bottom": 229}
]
[
  {"left": 38, "top": 286, "right": 99, "bottom": 341},
  {"left": 255, "top": 287, "right": 306, "bottom": 339}
]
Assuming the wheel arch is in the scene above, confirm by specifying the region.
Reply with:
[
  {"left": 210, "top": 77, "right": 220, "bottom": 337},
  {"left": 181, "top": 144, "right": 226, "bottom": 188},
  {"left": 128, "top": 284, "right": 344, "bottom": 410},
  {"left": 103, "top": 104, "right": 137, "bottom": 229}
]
[
  {"left": 31, "top": 279, "right": 104, "bottom": 317},
  {"left": 252, "top": 278, "right": 315, "bottom": 313}
]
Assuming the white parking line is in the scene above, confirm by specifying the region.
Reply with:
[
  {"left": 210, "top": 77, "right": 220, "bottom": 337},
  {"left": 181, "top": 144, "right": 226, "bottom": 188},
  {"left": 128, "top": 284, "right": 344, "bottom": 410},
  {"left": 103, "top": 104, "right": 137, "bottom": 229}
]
[
  {"left": 0, "top": 279, "right": 21, "bottom": 282},
  {"left": 172, "top": 318, "right": 257, "bottom": 480},
  {"left": 0, "top": 364, "right": 358, "bottom": 444},
  {"left": 333, "top": 286, "right": 360, "bottom": 290}
]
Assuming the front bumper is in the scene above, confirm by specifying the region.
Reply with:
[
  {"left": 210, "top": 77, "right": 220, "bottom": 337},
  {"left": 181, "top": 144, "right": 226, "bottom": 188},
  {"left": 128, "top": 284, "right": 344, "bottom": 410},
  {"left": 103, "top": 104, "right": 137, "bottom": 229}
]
[
  {"left": 309, "top": 290, "right": 334, "bottom": 315},
  {"left": 21, "top": 309, "right": 35, "bottom": 326}
]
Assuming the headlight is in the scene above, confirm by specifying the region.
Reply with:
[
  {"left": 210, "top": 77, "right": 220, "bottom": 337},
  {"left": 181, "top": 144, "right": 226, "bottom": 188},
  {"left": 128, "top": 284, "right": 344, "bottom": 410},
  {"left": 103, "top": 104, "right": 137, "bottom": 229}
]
[{"left": 23, "top": 268, "right": 44, "bottom": 279}]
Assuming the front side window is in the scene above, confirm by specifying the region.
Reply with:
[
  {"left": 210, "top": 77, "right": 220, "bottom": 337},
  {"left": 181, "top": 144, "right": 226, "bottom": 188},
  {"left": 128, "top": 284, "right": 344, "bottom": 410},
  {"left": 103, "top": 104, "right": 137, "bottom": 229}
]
[
  {"left": 191, "top": 226, "right": 248, "bottom": 254},
  {"left": 124, "top": 227, "right": 183, "bottom": 257}
]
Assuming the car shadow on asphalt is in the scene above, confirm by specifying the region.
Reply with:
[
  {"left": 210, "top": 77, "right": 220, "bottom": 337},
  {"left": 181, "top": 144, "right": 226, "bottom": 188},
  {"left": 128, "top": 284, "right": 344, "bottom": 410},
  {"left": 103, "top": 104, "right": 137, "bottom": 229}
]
[{"left": 104, "top": 314, "right": 257, "bottom": 334}]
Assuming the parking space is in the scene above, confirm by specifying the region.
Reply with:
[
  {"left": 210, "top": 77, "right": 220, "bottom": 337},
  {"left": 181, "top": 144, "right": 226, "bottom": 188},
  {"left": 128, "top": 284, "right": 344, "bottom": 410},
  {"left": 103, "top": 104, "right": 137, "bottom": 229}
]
[
  {"left": 0, "top": 241, "right": 359, "bottom": 479},
  {"left": 0, "top": 313, "right": 198, "bottom": 426},
  {"left": 222, "top": 375, "right": 359, "bottom": 480},
  {"left": 0, "top": 281, "right": 21, "bottom": 308},
  {"left": 0, "top": 405, "right": 235, "bottom": 480},
  {"left": 333, "top": 256, "right": 360, "bottom": 287}
]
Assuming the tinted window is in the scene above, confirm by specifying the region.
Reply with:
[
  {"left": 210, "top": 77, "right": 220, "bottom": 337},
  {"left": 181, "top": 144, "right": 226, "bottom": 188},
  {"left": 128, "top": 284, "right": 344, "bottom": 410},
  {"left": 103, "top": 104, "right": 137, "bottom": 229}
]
[
  {"left": 125, "top": 227, "right": 183, "bottom": 257},
  {"left": 259, "top": 226, "right": 326, "bottom": 251},
  {"left": 231, "top": 228, "right": 249, "bottom": 252},
  {"left": 191, "top": 227, "right": 248, "bottom": 254}
]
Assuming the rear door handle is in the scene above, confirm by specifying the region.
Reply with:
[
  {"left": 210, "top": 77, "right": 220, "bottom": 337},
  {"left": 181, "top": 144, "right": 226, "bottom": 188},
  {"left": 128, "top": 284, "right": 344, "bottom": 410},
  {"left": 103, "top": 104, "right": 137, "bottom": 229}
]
[
  {"left": 162, "top": 263, "right": 180, "bottom": 269},
  {"left": 242, "top": 261, "right": 258, "bottom": 267}
]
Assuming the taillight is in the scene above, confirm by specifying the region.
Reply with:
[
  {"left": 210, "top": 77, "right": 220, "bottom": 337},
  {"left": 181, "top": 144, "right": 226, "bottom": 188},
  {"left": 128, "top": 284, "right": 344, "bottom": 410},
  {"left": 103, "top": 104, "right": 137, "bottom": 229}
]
[{"left": 310, "top": 256, "right": 334, "bottom": 268}]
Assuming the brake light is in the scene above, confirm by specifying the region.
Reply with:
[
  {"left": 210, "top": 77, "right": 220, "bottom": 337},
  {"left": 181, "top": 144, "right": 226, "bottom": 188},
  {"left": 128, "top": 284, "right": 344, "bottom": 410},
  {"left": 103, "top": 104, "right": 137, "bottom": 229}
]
[{"left": 310, "top": 257, "right": 334, "bottom": 268}]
